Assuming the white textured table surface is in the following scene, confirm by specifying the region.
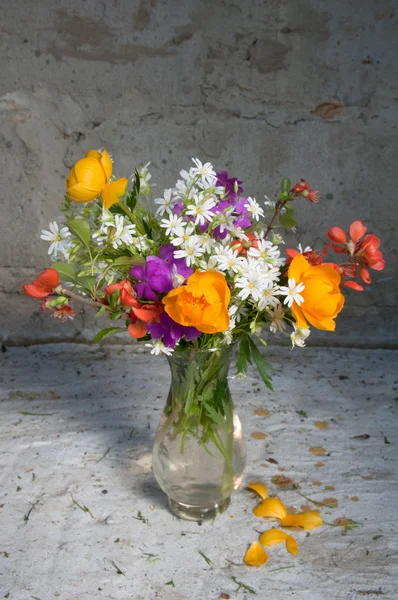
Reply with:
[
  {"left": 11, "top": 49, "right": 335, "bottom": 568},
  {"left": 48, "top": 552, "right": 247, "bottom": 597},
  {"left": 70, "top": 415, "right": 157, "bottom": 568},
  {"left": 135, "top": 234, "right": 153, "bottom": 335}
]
[{"left": 1, "top": 344, "right": 397, "bottom": 600}]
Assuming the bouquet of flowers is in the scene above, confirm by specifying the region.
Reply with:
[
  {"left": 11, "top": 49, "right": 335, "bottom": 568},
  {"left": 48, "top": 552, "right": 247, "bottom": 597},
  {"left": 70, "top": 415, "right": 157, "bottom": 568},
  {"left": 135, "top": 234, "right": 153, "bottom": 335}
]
[
  {"left": 23, "top": 148, "right": 385, "bottom": 519},
  {"left": 24, "top": 148, "right": 385, "bottom": 366}
]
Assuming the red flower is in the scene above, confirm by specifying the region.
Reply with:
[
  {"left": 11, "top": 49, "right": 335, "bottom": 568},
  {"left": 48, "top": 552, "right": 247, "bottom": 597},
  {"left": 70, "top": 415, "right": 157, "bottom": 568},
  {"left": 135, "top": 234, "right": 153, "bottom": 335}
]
[
  {"left": 289, "top": 179, "right": 319, "bottom": 203},
  {"left": 128, "top": 298, "right": 163, "bottom": 339},
  {"left": 231, "top": 233, "right": 260, "bottom": 257},
  {"left": 286, "top": 244, "right": 332, "bottom": 267},
  {"left": 52, "top": 305, "right": 77, "bottom": 322},
  {"left": 23, "top": 268, "right": 60, "bottom": 298},
  {"left": 327, "top": 220, "right": 385, "bottom": 285}
]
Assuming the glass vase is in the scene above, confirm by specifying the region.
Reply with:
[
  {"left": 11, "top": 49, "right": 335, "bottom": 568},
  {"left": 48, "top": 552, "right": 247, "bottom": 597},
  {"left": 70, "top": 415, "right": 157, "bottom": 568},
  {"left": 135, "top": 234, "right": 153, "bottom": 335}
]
[{"left": 152, "top": 344, "right": 246, "bottom": 521}]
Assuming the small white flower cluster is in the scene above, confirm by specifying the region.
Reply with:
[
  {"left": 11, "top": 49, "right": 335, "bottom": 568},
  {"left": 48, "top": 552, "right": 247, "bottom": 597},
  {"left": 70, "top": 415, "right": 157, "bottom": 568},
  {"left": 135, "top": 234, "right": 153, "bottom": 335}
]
[
  {"left": 154, "top": 158, "right": 302, "bottom": 343},
  {"left": 93, "top": 210, "right": 136, "bottom": 249}
]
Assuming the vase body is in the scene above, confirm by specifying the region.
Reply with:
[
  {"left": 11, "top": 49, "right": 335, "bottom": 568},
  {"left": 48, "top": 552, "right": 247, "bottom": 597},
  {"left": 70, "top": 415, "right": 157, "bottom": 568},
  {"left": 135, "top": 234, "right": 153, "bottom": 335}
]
[{"left": 152, "top": 345, "right": 246, "bottom": 521}]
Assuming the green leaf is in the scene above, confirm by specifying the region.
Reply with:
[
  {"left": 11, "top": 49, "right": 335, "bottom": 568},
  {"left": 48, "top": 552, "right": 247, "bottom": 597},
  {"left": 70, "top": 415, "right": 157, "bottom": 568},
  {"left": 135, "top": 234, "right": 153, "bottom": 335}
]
[
  {"left": 94, "top": 327, "right": 125, "bottom": 343},
  {"left": 203, "top": 402, "right": 227, "bottom": 427},
  {"left": 111, "top": 256, "right": 145, "bottom": 267},
  {"left": 142, "top": 218, "right": 152, "bottom": 239},
  {"left": 237, "top": 336, "right": 252, "bottom": 375},
  {"left": 67, "top": 219, "right": 91, "bottom": 249},
  {"left": 279, "top": 205, "right": 297, "bottom": 229},
  {"left": 76, "top": 275, "right": 97, "bottom": 294},
  {"left": 52, "top": 262, "right": 77, "bottom": 284},
  {"left": 281, "top": 178, "right": 291, "bottom": 194},
  {"left": 247, "top": 337, "right": 273, "bottom": 390},
  {"left": 95, "top": 305, "right": 107, "bottom": 318}
]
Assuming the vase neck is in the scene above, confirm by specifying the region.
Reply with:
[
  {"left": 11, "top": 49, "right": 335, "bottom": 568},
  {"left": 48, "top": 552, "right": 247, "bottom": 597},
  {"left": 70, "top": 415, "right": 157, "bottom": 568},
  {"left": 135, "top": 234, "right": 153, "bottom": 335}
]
[{"left": 166, "top": 345, "right": 235, "bottom": 410}]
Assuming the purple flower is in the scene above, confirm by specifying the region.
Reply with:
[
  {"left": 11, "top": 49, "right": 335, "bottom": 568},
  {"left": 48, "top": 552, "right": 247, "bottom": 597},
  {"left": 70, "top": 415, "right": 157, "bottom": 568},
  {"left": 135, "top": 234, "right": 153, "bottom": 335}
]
[
  {"left": 130, "top": 256, "right": 173, "bottom": 301},
  {"left": 216, "top": 171, "right": 244, "bottom": 204},
  {"left": 159, "top": 244, "right": 193, "bottom": 280},
  {"left": 146, "top": 312, "right": 201, "bottom": 348}
]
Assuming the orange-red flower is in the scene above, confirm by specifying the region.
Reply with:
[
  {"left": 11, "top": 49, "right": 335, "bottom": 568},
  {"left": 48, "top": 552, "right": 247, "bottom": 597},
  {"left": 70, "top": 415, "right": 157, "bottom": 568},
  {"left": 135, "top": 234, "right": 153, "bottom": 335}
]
[
  {"left": 52, "top": 304, "right": 77, "bottom": 322},
  {"left": 290, "top": 179, "right": 319, "bottom": 203},
  {"left": 287, "top": 254, "right": 345, "bottom": 331},
  {"left": 163, "top": 270, "right": 230, "bottom": 334},
  {"left": 104, "top": 278, "right": 162, "bottom": 338},
  {"left": 327, "top": 220, "right": 385, "bottom": 289},
  {"left": 23, "top": 268, "right": 60, "bottom": 298}
]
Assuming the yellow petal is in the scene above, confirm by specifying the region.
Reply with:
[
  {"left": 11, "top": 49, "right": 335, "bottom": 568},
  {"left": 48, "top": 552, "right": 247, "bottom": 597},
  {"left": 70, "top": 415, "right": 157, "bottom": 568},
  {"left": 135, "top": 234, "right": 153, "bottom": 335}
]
[
  {"left": 247, "top": 482, "right": 268, "bottom": 500},
  {"left": 243, "top": 542, "right": 269, "bottom": 566},
  {"left": 100, "top": 178, "right": 128, "bottom": 209},
  {"left": 66, "top": 182, "right": 99, "bottom": 203},
  {"left": 253, "top": 497, "right": 288, "bottom": 519},
  {"left": 281, "top": 510, "right": 323, "bottom": 531},
  {"left": 73, "top": 157, "right": 107, "bottom": 192},
  {"left": 259, "top": 528, "right": 287, "bottom": 547},
  {"left": 286, "top": 535, "right": 298, "bottom": 555},
  {"left": 85, "top": 149, "right": 103, "bottom": 161},
  {"left": 100, "top": 148, "right": 113, "bottom": 181}
]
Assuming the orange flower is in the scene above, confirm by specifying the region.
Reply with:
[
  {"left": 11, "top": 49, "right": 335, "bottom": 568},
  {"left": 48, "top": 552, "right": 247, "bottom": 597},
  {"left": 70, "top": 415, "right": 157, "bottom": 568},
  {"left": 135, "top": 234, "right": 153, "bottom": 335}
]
[
  {"left": 288, "top": 254, "right": 344, "bottom": 331},
  {"left": 66, "top": 148, "right": 127, "bottom": 207},
  {"left": 162, "top": 271, "right": 230, "bottom": 334},
  {"left": 243, "top": 542, "right": 269, "bottom": 566}
]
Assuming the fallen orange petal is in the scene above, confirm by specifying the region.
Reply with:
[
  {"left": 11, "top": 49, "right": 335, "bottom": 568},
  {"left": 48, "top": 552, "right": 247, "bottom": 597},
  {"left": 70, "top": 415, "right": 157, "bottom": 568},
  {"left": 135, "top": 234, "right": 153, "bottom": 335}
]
[
  {"left": 243, "top": 541, "right": 269, "bottom": 566},
  {"left": 247, "top": 482, "right": 268, "bottom": 500},
  {"left": 286, "top": 535, "right": 299, "bottom": 555},
  {"left": 253, "top": 497, "right": 288, "bottom": 520},
  {"left": 259, "top": 528, "right": 287, "bottom": 547},
  {"left": 281, "top": 510, "right": 323, "bottom": 531}
]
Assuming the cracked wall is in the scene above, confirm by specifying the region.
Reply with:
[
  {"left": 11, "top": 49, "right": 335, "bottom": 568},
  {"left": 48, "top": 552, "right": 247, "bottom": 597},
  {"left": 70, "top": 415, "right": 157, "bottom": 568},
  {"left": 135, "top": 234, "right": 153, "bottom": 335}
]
[{"left": 0, "top": 0, "right": 397, "bottom": 346}]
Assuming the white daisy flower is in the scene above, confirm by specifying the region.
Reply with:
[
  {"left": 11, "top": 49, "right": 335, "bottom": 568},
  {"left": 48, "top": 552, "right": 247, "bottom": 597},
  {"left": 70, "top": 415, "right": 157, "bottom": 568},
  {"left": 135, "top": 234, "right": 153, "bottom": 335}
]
[
  {"left": 191, "top": 158, "right": 216, "bottom": 180},
  {"left": 279, "top": 278, "right": 305, "bottom": 308},
  {"left": 257, "top": 285, "right": 281, "bottom": 311},
  {"left": 235, "top": 270, "right": 268, "bottom": 302},
  {"left": 297, "top": 243, "right": 312, "bottom": 253},
  {"left": 93, "top": 212, "right": 136, "bottom": 249},
  {"left": 244, "top": 197, "right": 264, "bottom": 221},
  {"left": 248, "top": 239, "right": 283, "bottom": 265},
  {"left": 197, "top": 234, "right": 213, "bottom": 253},
  {"left": 197, "top": 255, "right": 220, "bottom": 271},
  {"left": 155, "top": 189, "right": 174, "bottom": 216},
  {"left": 171, "top": 223, "right": 196, "bottom": 247},
  {"left": 174, "top": 237, "right": 204, "bottom": 266},
  {"left": 160, "top": 214, "right": 186, "bottom": 237},
  {"left": 264, "top": 195, "right": 276, "bottom": 209},
  {"left": 290, "top": 324, "right": 310, "bottom": 348},
  {"left": 147, "top": 340, "right": 174, "bottom": 356},
  {"left": 138, "top": 161, "right": 152, "bottom": 193},
  {"left": 40, "top": 221, "right": 71, "bottom": 258},
  {"left": 186, "top": 196, "right": 216, "bottom": 226},
  {"left": 216, "top": 248, "right": 245, "bottom": 274},
  {"left": 269, "top": 303, "right": 286, "bottom": 333},
  {"left": 171, "top": 264, "right": 186, "bottom": 288}
]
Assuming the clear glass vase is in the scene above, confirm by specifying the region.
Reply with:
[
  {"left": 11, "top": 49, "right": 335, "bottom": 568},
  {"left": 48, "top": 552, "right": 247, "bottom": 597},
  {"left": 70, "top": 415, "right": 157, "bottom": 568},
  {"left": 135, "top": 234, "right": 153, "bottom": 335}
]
[{"left": 152, "top": 344, "right": 246, "bottom": 521}]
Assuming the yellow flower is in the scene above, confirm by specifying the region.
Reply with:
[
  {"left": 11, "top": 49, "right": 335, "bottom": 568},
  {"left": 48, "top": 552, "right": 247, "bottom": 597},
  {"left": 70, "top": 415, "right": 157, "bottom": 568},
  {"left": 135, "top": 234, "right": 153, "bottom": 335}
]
[
  {"left": 66, "top": 148, "right": 113, "bottom": 203},
  {"left": 246, "top": 482, "right": 268, "bottom": 500},
  {"left": 100, "top": 177, "right": 128, "bottom": 209},
  {"left": 288, "top": 254, "right": 345, "bottom": 331},
  {"left": 243, "top": 541, "right": 269, "bottom": 566},
  {"left": 252, "top": 497, "right": 288, "bottom": 519},
  {"left": 163, "top": 270, "right": 230, "bottom": 334},
  {"left": 281, "top": 510, "right": 323, "bottom": 531},
  {"left": 259, "top": 528, "right": 287, "bottom": 546}
]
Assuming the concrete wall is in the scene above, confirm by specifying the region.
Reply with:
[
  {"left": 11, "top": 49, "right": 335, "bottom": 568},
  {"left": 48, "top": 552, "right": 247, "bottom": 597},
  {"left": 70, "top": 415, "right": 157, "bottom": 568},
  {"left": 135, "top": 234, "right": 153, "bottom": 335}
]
[{"left": 0, "top": 0, "right": 397, "bottom": 347}]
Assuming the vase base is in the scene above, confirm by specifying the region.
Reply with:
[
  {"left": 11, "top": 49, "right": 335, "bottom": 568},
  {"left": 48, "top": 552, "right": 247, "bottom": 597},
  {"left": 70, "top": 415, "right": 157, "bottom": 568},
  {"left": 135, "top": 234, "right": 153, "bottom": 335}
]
[{"left": 168, "top": 496, "right": 231, "bottom": 521}]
